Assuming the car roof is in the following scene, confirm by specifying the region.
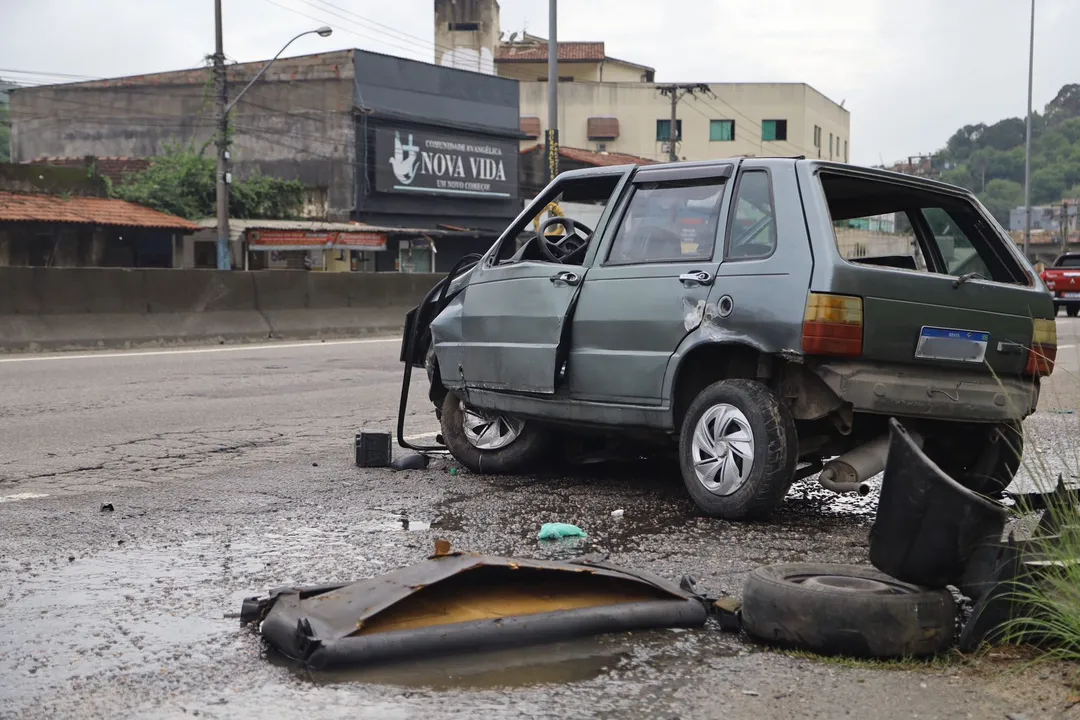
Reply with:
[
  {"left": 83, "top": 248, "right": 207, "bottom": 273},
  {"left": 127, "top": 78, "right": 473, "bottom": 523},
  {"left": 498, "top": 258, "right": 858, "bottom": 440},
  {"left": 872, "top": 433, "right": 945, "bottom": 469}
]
[{"left": 555, "top": 157, "right": 974, "bottom": 196}]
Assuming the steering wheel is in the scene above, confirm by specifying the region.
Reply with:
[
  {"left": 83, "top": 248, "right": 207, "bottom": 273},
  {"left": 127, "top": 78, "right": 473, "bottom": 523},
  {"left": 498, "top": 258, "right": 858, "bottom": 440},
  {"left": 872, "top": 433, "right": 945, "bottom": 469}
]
[{"left": 536, "top": 216, "right": 594, "bottom": 263}]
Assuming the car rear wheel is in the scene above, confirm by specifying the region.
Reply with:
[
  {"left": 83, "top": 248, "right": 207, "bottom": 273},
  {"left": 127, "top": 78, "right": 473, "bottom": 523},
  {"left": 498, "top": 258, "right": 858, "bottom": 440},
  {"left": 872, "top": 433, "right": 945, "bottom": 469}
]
[
  {"left": 678, "top": 379, "right": 797, "bottom": 520},
  {"left": 440, "top": 391, "right": 552, "bottom": 475},
  {"left": 1068, "top": 305, "right": 1079, "bottom": 318},
  {"left": 741, "top": 562, "right": 956, "bottom": 658}
]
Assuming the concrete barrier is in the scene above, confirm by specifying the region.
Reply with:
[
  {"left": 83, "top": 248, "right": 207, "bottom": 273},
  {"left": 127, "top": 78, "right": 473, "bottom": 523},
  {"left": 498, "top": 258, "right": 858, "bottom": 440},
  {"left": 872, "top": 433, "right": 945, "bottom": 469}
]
[{"left": 0, "top": 267, "right": 443, "bottom": 353}]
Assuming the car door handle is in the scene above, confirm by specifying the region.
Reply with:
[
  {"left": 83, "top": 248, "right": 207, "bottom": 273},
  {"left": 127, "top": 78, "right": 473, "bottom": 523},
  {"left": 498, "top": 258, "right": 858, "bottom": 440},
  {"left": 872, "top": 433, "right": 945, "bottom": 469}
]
[
  {"left": 550, "top": 271, "right": 581, "bottom": 286},
  {"left": 679, "top": 271, "right": 713, "bottom": 287}
]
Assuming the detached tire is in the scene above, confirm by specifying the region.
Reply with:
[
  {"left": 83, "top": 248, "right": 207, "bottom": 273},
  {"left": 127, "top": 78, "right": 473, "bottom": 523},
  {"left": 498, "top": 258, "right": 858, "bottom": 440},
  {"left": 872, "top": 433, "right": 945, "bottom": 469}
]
[
  {"left": 440, "top": 391, "right": 552, "bottom": 475},
  {"left": 742, "top": 563, "right": 956, "bottom": 659},
  {"left": 678, "top": 379, "right": 797, "bottom": 520}
]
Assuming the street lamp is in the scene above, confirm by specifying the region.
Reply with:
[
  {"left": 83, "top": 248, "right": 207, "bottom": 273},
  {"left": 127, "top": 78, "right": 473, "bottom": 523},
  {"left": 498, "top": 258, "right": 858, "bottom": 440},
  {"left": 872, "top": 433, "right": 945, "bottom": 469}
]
[
  {"left": 225, "top": 26, "right": 333, "bottom": 114},
  {"left": 1023, "top": 0, "right": 1034, "bottom": 260},
  {"left": 212, "top": 15, "right": 333, "bottom": 270}
]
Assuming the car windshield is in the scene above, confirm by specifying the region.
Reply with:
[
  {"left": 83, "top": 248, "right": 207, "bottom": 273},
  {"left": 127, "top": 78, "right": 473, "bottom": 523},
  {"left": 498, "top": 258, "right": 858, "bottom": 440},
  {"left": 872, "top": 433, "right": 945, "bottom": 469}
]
[{"left": 1056, "top": 255, "right": 1080, "bottom": 268}]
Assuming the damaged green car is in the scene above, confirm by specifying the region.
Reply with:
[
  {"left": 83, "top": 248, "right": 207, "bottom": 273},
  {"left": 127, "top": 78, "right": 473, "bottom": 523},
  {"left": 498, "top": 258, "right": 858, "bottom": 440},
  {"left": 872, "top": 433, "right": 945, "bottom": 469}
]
[{"left": 400, "top": 158, "right": 1056, "bottom": 520}]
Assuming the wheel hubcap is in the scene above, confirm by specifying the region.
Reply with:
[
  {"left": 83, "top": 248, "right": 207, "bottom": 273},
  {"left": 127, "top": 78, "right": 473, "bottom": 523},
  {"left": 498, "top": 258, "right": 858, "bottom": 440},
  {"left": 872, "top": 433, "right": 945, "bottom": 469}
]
[
  {"left": 461, "top": 402, "right": 524, "bottom": 450},
  {"left": 691, "top": 403, "right": 755, "bottom": 496}
]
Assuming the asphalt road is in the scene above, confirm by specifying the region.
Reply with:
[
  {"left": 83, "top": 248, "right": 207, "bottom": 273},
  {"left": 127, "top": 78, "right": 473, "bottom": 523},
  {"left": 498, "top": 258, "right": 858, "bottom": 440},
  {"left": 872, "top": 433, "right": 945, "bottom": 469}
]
[{"left": 1, "top": 322, "right": 1080, "bottom": 719}]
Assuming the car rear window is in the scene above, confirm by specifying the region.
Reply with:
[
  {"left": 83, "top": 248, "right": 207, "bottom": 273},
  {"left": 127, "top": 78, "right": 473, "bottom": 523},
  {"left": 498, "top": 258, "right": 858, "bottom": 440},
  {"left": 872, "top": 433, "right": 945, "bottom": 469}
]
[
  {"left": 818, "top": 172, "right": 1026, "bottom": 285},
  {"left": 1056, "top": 255, "right": 1080, "bottom": 268}
]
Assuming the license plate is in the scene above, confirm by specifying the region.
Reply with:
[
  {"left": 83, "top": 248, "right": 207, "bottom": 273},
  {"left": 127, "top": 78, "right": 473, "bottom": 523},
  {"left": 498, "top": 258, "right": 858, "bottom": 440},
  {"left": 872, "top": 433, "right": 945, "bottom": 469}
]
[
  {"left": 915, "top": 326, "right": 989, "bottom": 363},
  {"left": 1064, "top": 292, "right": 1080, "bottom": 299}
]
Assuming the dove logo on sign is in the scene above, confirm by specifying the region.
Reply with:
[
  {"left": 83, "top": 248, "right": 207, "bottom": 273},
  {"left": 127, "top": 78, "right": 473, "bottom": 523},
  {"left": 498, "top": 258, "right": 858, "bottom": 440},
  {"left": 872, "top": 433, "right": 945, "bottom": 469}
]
[{"left": 389, "top": 131, "right": 420, "bottom": 186}]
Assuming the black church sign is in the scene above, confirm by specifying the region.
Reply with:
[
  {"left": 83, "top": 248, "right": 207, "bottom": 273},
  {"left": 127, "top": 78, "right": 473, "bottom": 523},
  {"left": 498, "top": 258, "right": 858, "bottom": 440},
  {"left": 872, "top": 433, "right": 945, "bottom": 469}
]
[{"left": 374, "top": 127, "right": 517, "bottom": 199}]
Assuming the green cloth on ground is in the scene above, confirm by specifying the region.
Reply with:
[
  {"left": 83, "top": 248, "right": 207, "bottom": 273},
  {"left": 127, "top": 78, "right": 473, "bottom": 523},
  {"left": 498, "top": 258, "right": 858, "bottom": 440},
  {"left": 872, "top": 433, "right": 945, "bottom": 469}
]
[{"left": 538, "top": 522, "right": 587, "bottom": 540}]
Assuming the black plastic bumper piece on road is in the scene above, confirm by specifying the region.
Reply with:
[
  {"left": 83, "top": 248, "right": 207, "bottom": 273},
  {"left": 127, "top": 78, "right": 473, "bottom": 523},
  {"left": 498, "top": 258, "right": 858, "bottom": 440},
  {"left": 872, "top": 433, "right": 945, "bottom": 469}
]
[{"left": 243, "top": 553, "right": 710, "bottom": 671}]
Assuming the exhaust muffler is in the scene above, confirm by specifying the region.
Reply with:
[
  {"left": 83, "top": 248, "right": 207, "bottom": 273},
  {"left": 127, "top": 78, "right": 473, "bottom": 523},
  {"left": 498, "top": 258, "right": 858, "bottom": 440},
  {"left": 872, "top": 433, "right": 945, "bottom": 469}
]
[{"left": 818, "top": 431, "right": 923, "bottom": 496}]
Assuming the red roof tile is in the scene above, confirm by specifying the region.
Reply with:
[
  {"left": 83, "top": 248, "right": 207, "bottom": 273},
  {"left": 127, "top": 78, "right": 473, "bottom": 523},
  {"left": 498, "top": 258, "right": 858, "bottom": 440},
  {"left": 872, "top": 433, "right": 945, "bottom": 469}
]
[
  {"left": 0, "top": 192, "right": 199, "bottom": 231},
  {"left": 496, "top": 42, "right": 607, "bottom": 63},
  {"left": 521, "top": 144, "right": 657, "bottom": 167}
]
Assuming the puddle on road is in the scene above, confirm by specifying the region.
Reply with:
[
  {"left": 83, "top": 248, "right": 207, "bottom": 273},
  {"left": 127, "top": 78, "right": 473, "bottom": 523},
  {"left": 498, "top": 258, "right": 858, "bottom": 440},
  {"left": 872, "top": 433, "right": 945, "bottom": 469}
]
[
  {"left": 273, "top": 629, "right": 734, "bottom": 692},
  {"left": 278, "top": 637, "right": 628, "bottom": 690}
]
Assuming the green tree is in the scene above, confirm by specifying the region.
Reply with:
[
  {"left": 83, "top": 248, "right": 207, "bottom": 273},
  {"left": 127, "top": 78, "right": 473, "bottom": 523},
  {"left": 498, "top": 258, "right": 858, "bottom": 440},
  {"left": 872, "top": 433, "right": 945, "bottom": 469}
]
[
  {"left": 1032, "top": 165, "right": 1068, "bottom": 205},
  {"left": 977, "top": 179, "right": 1024, "bottom": 225},
  {"left": 111, "top": 142, "right": 304, "bottom": 220},
  {"left": 0, "top": 104, "right": 10, "bottom": 163}
]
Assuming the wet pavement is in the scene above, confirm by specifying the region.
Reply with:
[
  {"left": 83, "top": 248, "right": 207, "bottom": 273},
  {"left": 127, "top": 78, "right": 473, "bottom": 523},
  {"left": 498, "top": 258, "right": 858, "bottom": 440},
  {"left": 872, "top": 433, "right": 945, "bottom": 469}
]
[{"left": 1, "top": 324, "right": 1080, "bottom": 719}]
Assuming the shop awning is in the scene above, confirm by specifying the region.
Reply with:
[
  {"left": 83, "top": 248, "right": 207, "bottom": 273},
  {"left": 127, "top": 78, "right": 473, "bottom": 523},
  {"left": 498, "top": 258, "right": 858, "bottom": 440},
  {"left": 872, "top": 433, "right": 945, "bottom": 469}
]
[{"left": 246, "top": 229, "right": 388, "bottom": 252}]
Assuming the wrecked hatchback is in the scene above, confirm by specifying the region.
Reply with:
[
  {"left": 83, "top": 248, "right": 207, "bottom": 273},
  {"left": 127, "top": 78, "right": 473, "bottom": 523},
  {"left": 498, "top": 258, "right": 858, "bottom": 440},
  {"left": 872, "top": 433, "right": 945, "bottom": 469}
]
[{"left": 400, "top": 158, "right": 1055, "bottom": 520}]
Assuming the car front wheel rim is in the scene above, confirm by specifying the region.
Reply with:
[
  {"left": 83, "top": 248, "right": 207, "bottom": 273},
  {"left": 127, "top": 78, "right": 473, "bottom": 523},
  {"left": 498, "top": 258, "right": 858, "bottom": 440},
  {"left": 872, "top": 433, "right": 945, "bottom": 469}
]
[
  {"left": 461, "top": 402, "right": 524, "bottom": 450},
  {"left": 691, "top": 403, "right": 755, "bottom": 496}
]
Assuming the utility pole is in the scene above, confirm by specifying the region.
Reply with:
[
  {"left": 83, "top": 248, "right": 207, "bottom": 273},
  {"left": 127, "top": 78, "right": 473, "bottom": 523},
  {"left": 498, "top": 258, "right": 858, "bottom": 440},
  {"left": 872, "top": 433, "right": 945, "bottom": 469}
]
[
  {"left": 1062, "top": 200, "right": 1069, "bottom": 252},
  {"left": 213, "top": 0, "right": 231, "bottom": 271},
  {"left": 656, "top": 84, "right": 711, "bottom": 162},
  {"left": 1023, "top": 0, "right": 1035, "bottom": 260},
  {"left": 544, "top": 0, "right": 558, "bottom": 184}
]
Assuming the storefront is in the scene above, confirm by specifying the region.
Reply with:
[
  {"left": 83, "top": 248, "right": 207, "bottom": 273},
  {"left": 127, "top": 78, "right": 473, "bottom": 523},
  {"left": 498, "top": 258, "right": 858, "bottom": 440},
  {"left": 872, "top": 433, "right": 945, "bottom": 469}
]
[{"left": 353, "top": 50, "right": 523, "bottom": 272}]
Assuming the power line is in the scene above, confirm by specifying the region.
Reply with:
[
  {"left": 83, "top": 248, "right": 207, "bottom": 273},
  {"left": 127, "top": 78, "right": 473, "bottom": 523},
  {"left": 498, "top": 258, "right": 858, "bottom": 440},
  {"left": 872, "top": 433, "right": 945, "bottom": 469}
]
[{"left": 256, "top": 0, "right": 441, "bottom": 62}]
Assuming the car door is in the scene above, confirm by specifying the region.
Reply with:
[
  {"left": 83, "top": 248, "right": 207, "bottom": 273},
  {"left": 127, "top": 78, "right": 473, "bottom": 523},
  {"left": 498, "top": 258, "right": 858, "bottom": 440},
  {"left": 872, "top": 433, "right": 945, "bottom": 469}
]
[
  {"left": 453, "top": 170, "right": 630, "bottom": 395},
  {"left": 568, "top": 163, "right": 735, "bottom": 405}
]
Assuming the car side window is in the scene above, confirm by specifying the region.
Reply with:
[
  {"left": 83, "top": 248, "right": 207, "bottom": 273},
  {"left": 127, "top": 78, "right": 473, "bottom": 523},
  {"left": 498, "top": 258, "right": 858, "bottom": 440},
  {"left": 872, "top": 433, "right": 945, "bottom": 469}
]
[
  {"left": 726, "top": 170, "right": 777, "bottom": 260},
  {"left": 493, "top": 175, "right": 622, "bottom": 265},
  {"left": 605, "top": 180, "right": 726, "bottom": 265}
]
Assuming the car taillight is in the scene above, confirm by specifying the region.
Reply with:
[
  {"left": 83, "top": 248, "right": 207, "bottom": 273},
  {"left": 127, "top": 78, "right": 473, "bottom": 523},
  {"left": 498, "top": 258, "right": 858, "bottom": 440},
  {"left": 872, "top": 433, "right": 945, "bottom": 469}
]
[
  {"left": 1025, "top": 318, "right": 1057, "bottom": 376},
  {"left": 802, "top": 293, "right": 863, "bottom": 357}
]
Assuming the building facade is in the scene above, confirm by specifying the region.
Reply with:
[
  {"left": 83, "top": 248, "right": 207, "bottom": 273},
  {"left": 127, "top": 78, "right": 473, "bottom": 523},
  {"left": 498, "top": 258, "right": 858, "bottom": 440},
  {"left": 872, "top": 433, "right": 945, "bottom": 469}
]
[
  {"left": 431, "top": 0, "right": 850, "bottom": 163},
  {"left": 8, "top": 49, "right": 523, "bottom": 272}
]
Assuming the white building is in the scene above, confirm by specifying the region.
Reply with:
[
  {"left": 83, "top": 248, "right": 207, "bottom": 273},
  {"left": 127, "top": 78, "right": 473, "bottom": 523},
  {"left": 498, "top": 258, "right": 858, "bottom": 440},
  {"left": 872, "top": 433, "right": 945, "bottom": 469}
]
[{"left": 433, "top": 0, "right": 850, "bottom": 163}]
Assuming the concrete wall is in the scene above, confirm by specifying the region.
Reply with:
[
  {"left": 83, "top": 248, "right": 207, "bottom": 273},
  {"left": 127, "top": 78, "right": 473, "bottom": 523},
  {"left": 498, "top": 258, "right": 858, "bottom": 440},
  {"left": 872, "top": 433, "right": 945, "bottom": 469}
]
[
  {"left": 517, "top": 82, "right": 850, "bottom": 162},
  {"left": 0, "top": 267, "right": 440, "bottom": 352},
  {"left": 496, "top": 59, "right": 649, "bottom": 83},
  {"left": 8, "top": 51, "right": 358, "bottom": 220},
  {"left": 434, "top": 0, "right": 500, "bottom": 75}
]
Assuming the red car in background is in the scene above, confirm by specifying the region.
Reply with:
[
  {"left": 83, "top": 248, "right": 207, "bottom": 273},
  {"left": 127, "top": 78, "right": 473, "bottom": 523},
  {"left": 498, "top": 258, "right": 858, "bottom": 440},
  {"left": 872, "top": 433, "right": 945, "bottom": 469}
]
[{"left": 1041, "top": 252, "right": 1080, "bottom": 317}]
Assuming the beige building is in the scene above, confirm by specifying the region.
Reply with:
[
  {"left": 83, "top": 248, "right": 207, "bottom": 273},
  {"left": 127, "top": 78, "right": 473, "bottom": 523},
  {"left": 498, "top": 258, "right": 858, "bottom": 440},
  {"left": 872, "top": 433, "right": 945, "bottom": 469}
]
[{"left": 432, "top": 0, "right": 850, "bottom": 163}]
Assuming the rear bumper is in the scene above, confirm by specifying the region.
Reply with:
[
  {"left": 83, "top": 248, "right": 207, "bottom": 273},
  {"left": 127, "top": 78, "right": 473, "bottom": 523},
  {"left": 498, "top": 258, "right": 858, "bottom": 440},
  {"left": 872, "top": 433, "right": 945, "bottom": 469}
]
[{"left": 811, "top": 361, "right": 1040, "bottom": 422}]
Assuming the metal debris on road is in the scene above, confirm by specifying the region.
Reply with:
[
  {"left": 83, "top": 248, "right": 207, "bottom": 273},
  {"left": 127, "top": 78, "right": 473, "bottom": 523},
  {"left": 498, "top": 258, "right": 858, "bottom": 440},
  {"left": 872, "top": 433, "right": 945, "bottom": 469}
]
[{"left": 100, "top": 503, "right": 114, "bottom": 512}]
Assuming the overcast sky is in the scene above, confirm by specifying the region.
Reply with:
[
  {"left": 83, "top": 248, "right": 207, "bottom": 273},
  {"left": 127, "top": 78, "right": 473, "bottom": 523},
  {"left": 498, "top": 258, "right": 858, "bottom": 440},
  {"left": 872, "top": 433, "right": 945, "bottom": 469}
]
[{"left": 2, "top": 0, "right": 1077, "bottom": 165}]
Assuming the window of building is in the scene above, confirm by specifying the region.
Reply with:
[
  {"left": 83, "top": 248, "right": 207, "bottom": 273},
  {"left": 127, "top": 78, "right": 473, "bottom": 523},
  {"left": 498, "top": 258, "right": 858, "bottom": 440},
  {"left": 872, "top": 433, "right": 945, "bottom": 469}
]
[
  {"left": 829, "top": 133, "right": 834, "bottom": 158},
  {"left": 606, "top": 179, "right": 726, "bottom": 265},
  {"left": 727, "top": 170, "right": 777, "bottom": 260},
  {"left": 709, "top": 119, "right": 735, "bottom": 142},
  {"left": 813, "top": 125, "right": 822, "bottom": 148},
  {"left": 447, "top": 21, "right": 480, "bottom": 31},
  {"left": 844, "top": 140, "right": 848, "bottom": 162},
  {"left": 537, "top": 76, "right": 575, "bottom": 82},
  {"left": 656, "top": 119, "right": 683, "bottom": 142},
  {"left": 596, "top": 142, "right": 607, "bottom": 152},
  {"left": 762, "top": 119, "right": 787, "bottom": 142}
]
